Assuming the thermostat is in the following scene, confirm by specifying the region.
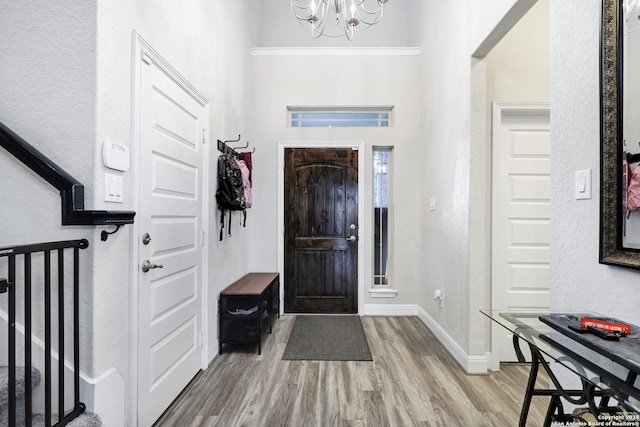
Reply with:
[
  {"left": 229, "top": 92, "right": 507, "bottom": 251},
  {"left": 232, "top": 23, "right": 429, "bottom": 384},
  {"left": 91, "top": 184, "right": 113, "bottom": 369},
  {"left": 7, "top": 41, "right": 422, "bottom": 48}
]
[{"left": 102, "top": 139, "right": 130, "bottom": 172}]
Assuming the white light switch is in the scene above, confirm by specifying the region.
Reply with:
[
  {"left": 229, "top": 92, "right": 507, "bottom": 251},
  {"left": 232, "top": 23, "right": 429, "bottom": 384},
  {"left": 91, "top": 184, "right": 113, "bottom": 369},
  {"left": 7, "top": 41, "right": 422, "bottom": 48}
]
[
  {"left": 429, "top": 197, "right": 436, "bottom": 211},
  {"left": 105, "top": 173, "right": 123, "bottom": 203},
  {"left": 575, "top": 169, "right": 592, "bottom": 200}
]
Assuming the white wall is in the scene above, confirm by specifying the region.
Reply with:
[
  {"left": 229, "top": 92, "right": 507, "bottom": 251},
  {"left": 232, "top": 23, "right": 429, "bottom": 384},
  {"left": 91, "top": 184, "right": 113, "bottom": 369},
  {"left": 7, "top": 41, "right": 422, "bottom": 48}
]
[
  {"left": 475, "top": 0, "right": 550, "bottom": 358},
  {"left": 550, "top": 0, "right": 640, "bottom": 321},
  {"left": 247, "top": 51, "right": 422, "bottom": 308},
  {"left": 4, "top": 0, "right": 639, "bottom": 422},
  {"left": 0, "top": 0, "right": 98, "bottom": 379},
  {"left": 417, "top": 0, "right": 475, "bottom": 363},
  {"left": 93, "top": 1, "right": 257, "bottom": 424},
  {"left": 0, "top": 0, "right": 258, "bottom": 425},
  {"left": 0, "top": 1, "right": 97, "bottom": 244},
  {"left": 485, "top": 0, "right": 549, "bottom": 103},
  {"left": 415, "top": 0, "right": 547, "bottom": 369}
]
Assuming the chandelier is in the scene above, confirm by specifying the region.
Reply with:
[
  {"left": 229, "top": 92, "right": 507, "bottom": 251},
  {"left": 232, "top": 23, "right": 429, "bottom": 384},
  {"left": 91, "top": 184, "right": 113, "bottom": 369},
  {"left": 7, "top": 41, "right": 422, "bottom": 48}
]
[{"left": 291, "top": 0, "right": 389, "bottom": 41}]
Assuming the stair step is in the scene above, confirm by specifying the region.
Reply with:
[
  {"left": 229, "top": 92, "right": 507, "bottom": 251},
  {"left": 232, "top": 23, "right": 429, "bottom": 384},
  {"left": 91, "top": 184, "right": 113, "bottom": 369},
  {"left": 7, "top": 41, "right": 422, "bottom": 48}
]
[
  {"left": 30, "top": 412, "right": 102, "bottom": 427},
  {"left": 0, "top": 366, "right": 100, "bottom": 427},
  {"left": 0, "top": 366, "right": 42, "bottom": 403},
  {"left": 0, "top": 366, "right": 42, "bottom": 426}
]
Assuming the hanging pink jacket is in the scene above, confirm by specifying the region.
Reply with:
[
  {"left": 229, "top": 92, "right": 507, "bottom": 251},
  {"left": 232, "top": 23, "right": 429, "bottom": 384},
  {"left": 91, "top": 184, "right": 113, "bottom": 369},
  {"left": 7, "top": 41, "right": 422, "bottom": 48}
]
[{"left": 236, "top": 158, "right": 252, "bottom": 208}]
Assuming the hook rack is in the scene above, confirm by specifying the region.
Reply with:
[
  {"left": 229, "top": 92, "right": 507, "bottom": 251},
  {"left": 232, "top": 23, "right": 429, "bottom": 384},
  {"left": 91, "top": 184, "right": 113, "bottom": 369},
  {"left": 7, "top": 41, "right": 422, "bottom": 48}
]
[
  {"left": 217, "top": 134, "right": 254, "bottom": 157},
  {"left": 628, "top": 151, "right": 640, "bottom": 164}
]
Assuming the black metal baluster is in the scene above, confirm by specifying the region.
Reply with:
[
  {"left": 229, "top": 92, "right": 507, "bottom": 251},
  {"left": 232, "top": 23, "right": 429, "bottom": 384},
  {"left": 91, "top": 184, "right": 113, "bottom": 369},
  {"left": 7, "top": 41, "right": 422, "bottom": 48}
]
[
  {"left": 44, "top": 250, "right": 52, "bottom": 427},
  {"left": 8, "top": 254, "right": 16, "bottom": 427},
  {"left": 57, "top": 248, "right": 65, "bottom": 422},
  {"left": 0, "top": 240, "right": 88, "bottom": 426},
  {"left": 73, "top": 246, "right": 80, "bottom": 411},
  {"left": 24, "top": 253, "right": 32, "bottom": 427}
]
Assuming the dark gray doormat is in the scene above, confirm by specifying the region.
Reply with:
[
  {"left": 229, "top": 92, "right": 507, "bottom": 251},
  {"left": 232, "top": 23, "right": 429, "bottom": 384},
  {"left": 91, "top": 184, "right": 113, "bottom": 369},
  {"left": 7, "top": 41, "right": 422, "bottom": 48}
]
[{"left": 282, "top": 315, "right": 373, "bottom": 361}]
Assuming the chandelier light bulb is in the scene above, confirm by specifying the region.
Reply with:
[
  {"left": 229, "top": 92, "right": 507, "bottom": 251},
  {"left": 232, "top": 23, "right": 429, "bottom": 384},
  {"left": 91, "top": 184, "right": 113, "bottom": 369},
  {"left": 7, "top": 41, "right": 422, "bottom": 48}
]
[
  {"left": 332, "top": 0, "right": 344, "bottom": 14},
  {"left": 291, "top": 0, "right": 388, "bottom": 40},
  {"left": 308, "top": 0, "right": 318, "bottom": 22}
]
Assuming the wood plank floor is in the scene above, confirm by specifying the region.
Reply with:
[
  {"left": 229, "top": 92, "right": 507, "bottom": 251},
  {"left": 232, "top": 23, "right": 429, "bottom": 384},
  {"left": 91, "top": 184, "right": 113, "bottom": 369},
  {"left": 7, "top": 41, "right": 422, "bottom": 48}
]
[{"left": 154, "top": 316, "right": 548, "bottom": 426}]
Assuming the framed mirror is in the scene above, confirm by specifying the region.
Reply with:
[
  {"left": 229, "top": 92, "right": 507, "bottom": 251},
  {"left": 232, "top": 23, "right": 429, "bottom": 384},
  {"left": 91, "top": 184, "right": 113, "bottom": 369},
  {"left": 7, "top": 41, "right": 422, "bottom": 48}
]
[{"left": 600, "top": 0, "right": 640, "bottom": 268}]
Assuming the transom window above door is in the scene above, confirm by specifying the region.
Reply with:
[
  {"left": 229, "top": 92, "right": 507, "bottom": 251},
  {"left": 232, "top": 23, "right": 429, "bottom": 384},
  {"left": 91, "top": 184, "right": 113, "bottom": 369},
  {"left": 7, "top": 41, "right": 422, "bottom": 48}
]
[{"left": 287, "top": 106, "right": 394, "bottom": 128}]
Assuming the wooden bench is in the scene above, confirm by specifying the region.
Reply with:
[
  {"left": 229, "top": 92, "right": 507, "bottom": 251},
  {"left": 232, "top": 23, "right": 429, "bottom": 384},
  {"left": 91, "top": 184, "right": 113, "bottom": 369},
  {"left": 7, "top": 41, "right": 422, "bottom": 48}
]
[{"left": 218, "top": 272, "right": 280, "bottom": 355}]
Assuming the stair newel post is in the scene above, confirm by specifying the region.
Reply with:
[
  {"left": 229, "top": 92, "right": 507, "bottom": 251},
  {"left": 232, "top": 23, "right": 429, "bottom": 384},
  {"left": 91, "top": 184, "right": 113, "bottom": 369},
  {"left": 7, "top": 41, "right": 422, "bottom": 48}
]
[{"left": 24, "top": 253, "right": 32, "bottom": 427}]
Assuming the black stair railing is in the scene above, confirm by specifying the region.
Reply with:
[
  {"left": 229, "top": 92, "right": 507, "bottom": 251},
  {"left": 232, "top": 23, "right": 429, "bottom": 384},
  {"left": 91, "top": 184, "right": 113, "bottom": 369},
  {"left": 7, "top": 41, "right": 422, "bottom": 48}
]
[
  {"left": 0, "top": 121, "right": 135, "bottom": 225},
  {"left": 1, "top": 239, "right": 89, "bottom": 427}
]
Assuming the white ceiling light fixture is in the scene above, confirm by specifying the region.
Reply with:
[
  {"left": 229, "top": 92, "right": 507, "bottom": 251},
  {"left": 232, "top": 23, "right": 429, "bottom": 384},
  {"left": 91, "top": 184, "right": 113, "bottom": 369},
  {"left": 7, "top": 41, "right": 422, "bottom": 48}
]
[{"left": 291, "top": 0, "right": 389, "bottom": 41}]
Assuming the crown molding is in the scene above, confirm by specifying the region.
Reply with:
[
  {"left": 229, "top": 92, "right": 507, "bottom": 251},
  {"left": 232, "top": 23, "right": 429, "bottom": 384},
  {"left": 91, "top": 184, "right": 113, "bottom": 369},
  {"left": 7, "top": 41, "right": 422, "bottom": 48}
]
[{"left": 250, "top": 47, "right": 421, "bottom": 56}]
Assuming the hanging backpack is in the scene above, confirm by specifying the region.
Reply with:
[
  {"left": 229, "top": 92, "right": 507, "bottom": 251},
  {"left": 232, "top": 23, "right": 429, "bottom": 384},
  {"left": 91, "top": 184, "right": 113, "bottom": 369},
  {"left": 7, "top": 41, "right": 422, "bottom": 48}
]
[{"left": 216, "top": 154, "right": 246, "bottom": 239}]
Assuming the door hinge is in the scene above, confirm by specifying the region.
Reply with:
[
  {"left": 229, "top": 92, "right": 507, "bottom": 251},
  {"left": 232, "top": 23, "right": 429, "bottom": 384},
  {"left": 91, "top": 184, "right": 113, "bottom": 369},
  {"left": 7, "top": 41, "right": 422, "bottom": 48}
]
[
  {"left": 202, "top": 128, "right": 207, "bottom": 144},
  {"left": 200, "top": 332, "right": 206, "bottom": 348},
  {"left": 202, "top": 231, "right": 206, "bottom": 246}
]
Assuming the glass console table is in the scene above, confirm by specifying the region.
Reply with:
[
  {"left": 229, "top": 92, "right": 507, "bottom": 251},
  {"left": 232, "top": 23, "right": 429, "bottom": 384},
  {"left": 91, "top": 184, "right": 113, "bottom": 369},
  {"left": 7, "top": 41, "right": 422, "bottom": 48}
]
[{"left": 481, "top": 310, "right": 640, "bottom": 427}]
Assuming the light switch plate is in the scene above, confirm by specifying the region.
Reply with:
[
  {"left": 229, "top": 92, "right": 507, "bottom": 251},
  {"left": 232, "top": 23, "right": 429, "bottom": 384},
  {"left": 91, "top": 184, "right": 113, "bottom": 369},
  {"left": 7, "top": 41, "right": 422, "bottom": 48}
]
[
  {"left": 105, "top": 173, "right": 123, "bottom": 203},
  {"left": 575, "top": 169, "right": 592, "bottom": 200}
]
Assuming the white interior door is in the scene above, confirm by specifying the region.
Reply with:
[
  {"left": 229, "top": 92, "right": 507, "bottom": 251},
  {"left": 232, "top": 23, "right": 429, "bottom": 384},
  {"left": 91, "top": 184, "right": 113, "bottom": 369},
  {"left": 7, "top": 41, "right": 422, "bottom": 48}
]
[
  {"left": 491, "top": 102, "right": 550, "bottom": 366},
  {"left": 137, "top": 51, "right": 208, "bottom": 426}
]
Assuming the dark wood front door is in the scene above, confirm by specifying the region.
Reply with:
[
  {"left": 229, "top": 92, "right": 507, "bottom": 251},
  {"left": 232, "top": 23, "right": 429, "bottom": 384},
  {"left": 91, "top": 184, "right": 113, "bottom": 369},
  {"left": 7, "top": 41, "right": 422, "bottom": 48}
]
[{"left": 284, "top": 148, "right": 358, "bottom": 313}]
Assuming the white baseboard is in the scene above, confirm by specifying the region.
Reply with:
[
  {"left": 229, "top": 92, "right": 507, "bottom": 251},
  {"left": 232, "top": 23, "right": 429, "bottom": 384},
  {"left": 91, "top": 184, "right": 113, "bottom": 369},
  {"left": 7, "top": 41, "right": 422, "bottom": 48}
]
[
  {"left": 363, "top": 304, "right": 418, "bottom": 316},
  {"left": 208, "top": 340, "right": 218, "bottom": 364},
  {"left": 416, "top": 306, "right": 489, "bottom": 374},
  {"left": 0, "top": 312, "right": 119, "bottom": 425},
  {"left": 80, "top": 368, "right": 125, "bottom": 427}
]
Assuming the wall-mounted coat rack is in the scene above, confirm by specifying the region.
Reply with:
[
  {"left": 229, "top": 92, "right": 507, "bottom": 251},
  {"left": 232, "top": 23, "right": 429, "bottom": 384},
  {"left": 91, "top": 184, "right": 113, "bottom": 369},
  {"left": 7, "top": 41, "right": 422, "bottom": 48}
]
[
  {"left": 628, "top": 151, "right": 640, "bottom": 164},
  {"left": 217, "top": 135, "right": 254, "bottom": 157}
]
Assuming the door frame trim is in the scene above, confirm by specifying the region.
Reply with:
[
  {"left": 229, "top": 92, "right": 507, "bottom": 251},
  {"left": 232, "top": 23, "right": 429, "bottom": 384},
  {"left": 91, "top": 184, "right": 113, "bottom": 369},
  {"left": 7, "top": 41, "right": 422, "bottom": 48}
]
[
  {"left": 490, "top": 101, "right": 550, "bottom": 371},
  {"left": 277, "top": 141, "right": 365, "bottom": 315},
  {"left": 129, "top": 31, "right": 210, "bottom": 425}
]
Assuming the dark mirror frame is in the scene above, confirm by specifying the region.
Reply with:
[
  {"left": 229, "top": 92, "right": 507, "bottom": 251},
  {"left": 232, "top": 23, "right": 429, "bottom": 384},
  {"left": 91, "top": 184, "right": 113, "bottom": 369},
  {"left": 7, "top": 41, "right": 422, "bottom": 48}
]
[{"left": 600, "top": 0, "right": 640, "bottom": 268}]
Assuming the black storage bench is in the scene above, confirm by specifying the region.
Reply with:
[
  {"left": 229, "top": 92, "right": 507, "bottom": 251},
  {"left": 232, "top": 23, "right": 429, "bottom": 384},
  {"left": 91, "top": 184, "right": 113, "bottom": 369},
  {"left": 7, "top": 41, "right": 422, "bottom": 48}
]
[{"left": 218, "top": 272, "right": 280, "bottom": 355}]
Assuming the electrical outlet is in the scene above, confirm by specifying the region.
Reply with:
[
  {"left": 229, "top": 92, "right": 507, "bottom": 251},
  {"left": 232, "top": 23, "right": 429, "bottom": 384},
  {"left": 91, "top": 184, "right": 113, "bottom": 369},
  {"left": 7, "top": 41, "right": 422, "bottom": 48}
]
[{"left": 434, "top": 289, "right": 444, "bottom": 308}]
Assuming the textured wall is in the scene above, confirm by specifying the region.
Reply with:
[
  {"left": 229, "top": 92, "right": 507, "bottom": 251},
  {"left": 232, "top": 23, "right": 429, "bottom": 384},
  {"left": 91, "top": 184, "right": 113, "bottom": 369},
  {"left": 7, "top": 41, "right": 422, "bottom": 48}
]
[
  {"left": 415, "top": 0, "right": 536, "bottom": 361},
  {"left": 550, "top": 0, "right": 640, "bottom": 321},
  {"left": 485, "top": 0, "right": 550, "bottom": 103},
  {"left": 475, "top": 0, "right": 549, "bottom": 357},
  {"left": 93, "top": 1, "right": 257, "bottom": 424},
  {"left": 0, "top": 0, "right": 97, "bottom": 243},
  {"left": 1, "top": 0, "right": 257, "bottom": 424},
  {"left": 0, "top": 0, "right": 98, "bottom": 379},
  {"left": 247, "top": 52, "right": 422, "bottom": 307},
  {"left": 418, "top": 0, "right": 474, "bottom": 356}
]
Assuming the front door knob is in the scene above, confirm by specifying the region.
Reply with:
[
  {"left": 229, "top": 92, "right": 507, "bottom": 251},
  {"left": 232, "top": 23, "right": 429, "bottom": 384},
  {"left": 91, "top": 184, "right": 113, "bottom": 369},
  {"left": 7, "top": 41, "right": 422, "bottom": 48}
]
[
  {"left": 141, "top": 260, "right": 163, "bottom": 273},
  {"left": 345, "top": 235, "right": 358, "bottom": 242}
]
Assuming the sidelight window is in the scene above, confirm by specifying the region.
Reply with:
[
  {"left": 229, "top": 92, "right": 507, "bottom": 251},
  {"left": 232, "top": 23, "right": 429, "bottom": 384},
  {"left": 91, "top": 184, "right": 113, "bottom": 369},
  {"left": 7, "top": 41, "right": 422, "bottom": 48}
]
[{"left": 373, "top": 147, "right": 392, "bottom": 286}]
